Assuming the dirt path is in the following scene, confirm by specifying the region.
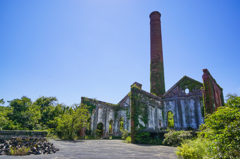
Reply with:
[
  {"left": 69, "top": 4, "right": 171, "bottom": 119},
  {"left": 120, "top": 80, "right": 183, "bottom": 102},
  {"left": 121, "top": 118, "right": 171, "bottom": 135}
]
[{"left": 0, "top": 139, "right": 178, "bottom": 159}]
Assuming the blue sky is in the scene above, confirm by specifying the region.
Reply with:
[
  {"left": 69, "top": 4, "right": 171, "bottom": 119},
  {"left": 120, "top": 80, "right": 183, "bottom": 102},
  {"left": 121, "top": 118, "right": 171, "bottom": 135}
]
[{"left": 1, "top": 0, "right": 240, "bottom": 106}]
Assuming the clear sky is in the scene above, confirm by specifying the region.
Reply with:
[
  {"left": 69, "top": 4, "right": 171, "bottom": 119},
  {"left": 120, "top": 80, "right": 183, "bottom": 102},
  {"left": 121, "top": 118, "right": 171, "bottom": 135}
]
[{"left": 1, "top": 0, "right": 240, "bottom": 106}]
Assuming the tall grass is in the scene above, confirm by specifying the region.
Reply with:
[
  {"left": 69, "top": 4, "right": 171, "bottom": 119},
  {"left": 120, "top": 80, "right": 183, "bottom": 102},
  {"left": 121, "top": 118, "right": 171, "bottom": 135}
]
[{"left": 10, "top": 146, "right": 30, "bottom": 156}]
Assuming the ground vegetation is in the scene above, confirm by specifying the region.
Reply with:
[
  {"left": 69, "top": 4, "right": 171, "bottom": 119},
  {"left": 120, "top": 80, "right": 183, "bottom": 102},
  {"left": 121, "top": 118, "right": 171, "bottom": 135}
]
[
  {"left": 0, "top": 96, "right": 89, "bottom": 140},
  {"left": 176, "top": 93, "right": 240, "bottom": 159}
]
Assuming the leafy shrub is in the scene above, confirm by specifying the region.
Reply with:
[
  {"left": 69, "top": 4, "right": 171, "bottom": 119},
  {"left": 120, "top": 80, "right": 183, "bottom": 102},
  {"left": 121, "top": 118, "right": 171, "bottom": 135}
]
[
  {"left": 121, "top": 129, "right": 130, "bottom": 140},
  {"left": 148, "top": 138, "right": 163, "bottom": 145},
  {"left": 204, "top": 94, "right": 240, "bottom": 159},
  {"left": 84, "top": 135, "right": 98, "bottom": 139},
  {"left": 162, "top": 130, "right": 193, "bottom": 146},
  {"left": 125, "top": 136, "right": 131, "bottom": 143},
  {"left": 177, "top": 94, "right": 240, "bottom": 159},
  {"left": 112, "top": 136, "right": 122, "bottom": 139},
  {"left": 85, "top": 129, "right": 91, "bottom": 135},
  {"left": 134, "top": 132, "right": 151, "bottom": 144},
  {"left": 176, "top": 137, "right": 216, "bottom": 159}
]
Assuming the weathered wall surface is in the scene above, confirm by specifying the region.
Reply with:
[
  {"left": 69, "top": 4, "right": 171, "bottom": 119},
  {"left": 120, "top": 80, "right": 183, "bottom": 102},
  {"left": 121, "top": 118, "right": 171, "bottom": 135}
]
[
  {"left": 162, "top": 76, "right": 204, "bottom": 130},
  {"left": 130, "top": 87, "right": 162, "bottom": 142},
  {"left": 163, "top": 97, "right": 203, "bottom": 130},
  {"left": 81, "top": 97, "right": 130, "bottom": 138},
  {"left": 0, "top": 131, "right": 47, "bottom": 140},
  {"left": 202, "top": 69, "right": 224, "bottom": 114},
  {"left": 130, "top": 87, "right": 162, "bottom": 130}
]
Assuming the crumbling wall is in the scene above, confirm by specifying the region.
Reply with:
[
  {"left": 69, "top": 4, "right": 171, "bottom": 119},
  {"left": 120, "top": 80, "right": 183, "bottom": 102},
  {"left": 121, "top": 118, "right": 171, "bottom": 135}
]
[
  {"left": 130, "top": 87, "right": 162, "bottom": 142},
  {"left": 163, "top": 98, "right": 203, "bottom": 130},
  {"left": 81, "top": 97, "right": 130, "bottom": 138},
  {"left": 162, "top": 76, "right": 204, "bottom": 130},
  {"left": 202, "top": 69, "right": 224, "bottom": 115}
]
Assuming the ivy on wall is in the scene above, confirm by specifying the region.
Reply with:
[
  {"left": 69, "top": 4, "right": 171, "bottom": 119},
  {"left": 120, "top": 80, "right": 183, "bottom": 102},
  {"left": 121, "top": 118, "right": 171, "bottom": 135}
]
[
  {"left": 130, "top": 86, "right": 161, "bottom": 143},
  {"left": 81, "top": 97, "right": 122, "bottom": 118},
  {"left": 179, "top": 79, "right": 201, "bottom": 92},
  {"left": 150, "top": 60, "right": 165, "bottom": 96},
  {"left": 81, "top": 97, "right": 96, "bottom": 115},
  {"left": 125, "top": 107, "right": 130, "bottom": 120},
  {"left": 202, "top": 78, "right": 215, "bottom": 115},
  {"left": 113, "top": 104, "right": 121, "bottom": 122}
]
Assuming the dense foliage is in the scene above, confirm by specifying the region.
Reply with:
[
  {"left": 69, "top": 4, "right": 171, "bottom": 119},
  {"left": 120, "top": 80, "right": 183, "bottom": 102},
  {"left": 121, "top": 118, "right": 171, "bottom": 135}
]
[
  {"left": 176, "top": 94, "right": 240, "bottom": 159},
  {"left": 167, "top": 111, "right": 174, "bottom": 128},
  {"left": 133, "top": 132, "right": 162, "bottom": 145},
  {"left": 162, "top": 130, "right": 193, "bottom": 147},
  {"left": 0, "top": 96, "right": 89, "bottom": 140},
  {"left": 121, "top": 129, "right": 130, "bottom": 140}
]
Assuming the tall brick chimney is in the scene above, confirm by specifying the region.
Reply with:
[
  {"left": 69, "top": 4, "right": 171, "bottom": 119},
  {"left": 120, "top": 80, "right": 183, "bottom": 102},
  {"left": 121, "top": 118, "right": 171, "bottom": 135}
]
[{"left": 150, "top": 11, "right": 165, "bottom": 96}]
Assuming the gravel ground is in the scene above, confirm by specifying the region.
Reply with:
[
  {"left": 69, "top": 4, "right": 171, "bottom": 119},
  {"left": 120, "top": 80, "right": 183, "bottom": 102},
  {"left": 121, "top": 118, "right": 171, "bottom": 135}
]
[{"left": 0, "top": 139, "right": 178, "bottom": 159}]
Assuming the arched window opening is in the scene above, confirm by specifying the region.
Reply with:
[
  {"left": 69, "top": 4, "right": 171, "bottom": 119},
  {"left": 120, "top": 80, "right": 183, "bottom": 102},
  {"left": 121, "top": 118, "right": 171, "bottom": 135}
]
[
  {"left": 109, "top": 120, "right": 113, "bottom": 133},
  {"left": 119, "top": 117, "right": 124, "bottom": 131},
  {"left": 167, "top": 111, "right": 174, "bottom": 128},
  {"left": 97, "top": 122, "right": 103, "bottom": 138}
]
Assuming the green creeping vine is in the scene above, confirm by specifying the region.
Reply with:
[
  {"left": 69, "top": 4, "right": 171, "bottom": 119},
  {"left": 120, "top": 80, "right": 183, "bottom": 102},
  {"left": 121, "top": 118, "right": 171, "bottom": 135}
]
[
  {"left": 130, "top": 87, "right": 161, "bottom": 142},
  {"left": 82, "top": 97, "right": 121, "bottom": 117},
  {"left": 82, "top": 98, "right": 96, "bottom": 115},
  {"left": 199, "top": 96, "right": 204, "bottom": 118},
  {"left": 150, "top": 60, "right": 165, "bottom": 96},
  {"left": 131, "top": 88, "right": 148, "bottom": 130},
  {"left": 125, "top": 107, "right": 130, "bottom": 120},
  {"left": 179, "top": 79, "right": 201, "bottom": 92},
  {"left": 203, "top": 78, "right": 215, "bottom": 115},
  {"left": 113, "top": 104, "right": 121, "bottom": 122}
]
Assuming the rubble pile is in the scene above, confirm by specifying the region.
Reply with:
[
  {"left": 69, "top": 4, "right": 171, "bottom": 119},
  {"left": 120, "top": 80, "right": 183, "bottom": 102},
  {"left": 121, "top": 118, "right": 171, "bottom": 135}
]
[{"left": 0, "top": 137, "right": 59, "bottom": 155}]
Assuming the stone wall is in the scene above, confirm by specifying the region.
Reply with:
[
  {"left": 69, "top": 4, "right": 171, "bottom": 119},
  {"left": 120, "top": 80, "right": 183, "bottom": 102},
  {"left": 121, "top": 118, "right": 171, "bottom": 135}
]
[
  {"left": 130, "top": 87, "right": 162, "bottom": 142},
  {"left": 162, "top": 76, "right": 204, "bottom": 130},
  {"left": 202, "top": 69, "right": 224, "bottom": 114},
  {"left": 0, "top": 130, "right": 47, "bottom": 141},
  {"left": 81, "top": 97, "right": 130, "bottom": 138}
]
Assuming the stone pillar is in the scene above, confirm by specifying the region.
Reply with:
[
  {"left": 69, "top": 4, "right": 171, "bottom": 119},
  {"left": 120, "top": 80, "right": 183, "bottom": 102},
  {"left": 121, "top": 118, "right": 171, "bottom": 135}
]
[{"left": 150, "top": 11, "right": 165, "bottom": 96}]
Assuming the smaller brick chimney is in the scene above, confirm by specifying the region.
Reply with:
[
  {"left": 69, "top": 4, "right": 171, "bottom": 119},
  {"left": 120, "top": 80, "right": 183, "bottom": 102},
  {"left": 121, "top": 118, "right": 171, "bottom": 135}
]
[{"left": 131, "top": 82, "right": 142, "bottom": 89}]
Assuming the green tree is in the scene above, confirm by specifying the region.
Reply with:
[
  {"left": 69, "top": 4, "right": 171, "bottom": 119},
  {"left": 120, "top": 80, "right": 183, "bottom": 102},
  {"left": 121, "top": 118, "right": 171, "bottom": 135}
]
[
  {"left": 204, "top": 94, "right": 240, "bottom": 158},
  {"left": 33, "top": 96, "right": 58, "bottom": 129},
  {"left": 0, "top": 98, "right": 5, "bottom": 105},
  {"left": 33, "top": 96, "right": 57, "bottom": 113},
  {"left": 56, "top": 103, "right": 90, "bottom": 140},
  {"left": 176, "top": 93, "right": 240, "bottom": 159},
  {"left": 7, "top": 96, "right": 33, "bottom": 129}
]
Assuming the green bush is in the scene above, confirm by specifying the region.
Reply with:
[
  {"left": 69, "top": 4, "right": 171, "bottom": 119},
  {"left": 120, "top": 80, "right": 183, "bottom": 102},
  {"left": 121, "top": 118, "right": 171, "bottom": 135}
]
[
  {"left": 121, "top": 129, "right": 130, "bottom": 140},
  {"left": 177, "top": 94, "right": 240, "bottom": 159},
  {"left": 148, "top": 138, "right": 163, "bottom": 145},
  {"left": 125, "top": 136, "right": 131, "bottom": 143},
  {"left": 84, "top": 135, "right": 98, "bottom": 139},
  {"left": 111, "top": 136, "right": 122, "bottom": 139},
  {"left": 176, "top": 137, "right": 216, "bottom": 159},
  {"left": 134, "top": 132, "right": 151, "bottom": 144},
  {"left": 204, "top": 94, "right": 240, "bottom": 158},
  {"left": 162, "top": 130, "right": 193, "bottom": 147}
]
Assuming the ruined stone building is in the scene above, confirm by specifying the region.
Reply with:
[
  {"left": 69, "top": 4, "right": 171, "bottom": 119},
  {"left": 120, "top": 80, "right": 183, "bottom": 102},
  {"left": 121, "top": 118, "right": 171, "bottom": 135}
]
[{"left": 81, "top": 11, "right": 224, "bottom": 138}]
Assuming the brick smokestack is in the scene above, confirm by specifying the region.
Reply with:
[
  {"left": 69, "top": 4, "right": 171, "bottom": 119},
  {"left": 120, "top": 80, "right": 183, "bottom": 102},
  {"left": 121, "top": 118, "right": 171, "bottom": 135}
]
[{"left": 150, "top": 11, "right": 165, "bottom": 96}]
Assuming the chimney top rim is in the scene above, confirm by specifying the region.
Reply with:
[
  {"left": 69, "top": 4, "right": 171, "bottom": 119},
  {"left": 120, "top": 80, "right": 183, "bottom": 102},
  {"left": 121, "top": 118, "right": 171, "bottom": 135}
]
[{"left": 149, "top": 11, "right": 161, "bottom": 18}]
